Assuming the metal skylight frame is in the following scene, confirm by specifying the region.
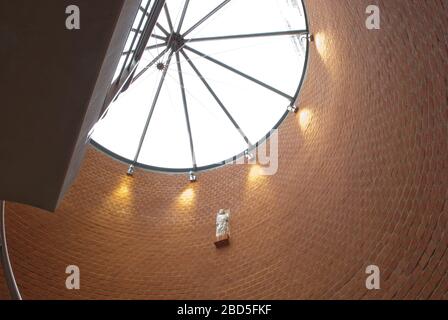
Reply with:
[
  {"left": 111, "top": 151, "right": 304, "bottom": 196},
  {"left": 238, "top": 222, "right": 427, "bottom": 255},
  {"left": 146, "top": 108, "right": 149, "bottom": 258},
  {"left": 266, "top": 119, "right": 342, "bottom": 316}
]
[
  {"left": 91, "top": 0, "right": 311, "bottom": 174},
  {"left": 102, "top": 0, "right": 166, "bottom": 114}
]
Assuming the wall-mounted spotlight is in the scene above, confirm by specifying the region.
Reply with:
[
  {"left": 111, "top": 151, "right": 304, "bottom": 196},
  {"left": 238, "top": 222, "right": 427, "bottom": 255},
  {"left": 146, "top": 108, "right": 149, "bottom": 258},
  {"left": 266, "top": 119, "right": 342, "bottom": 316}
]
[
  {"left": 189, "top": 171, "right": 197, "bottom": 183},
  {"left": 127, "top": 164, "right": 135, "bottom": 176},
  {"left": 300, "top": 32, "right": 314, "bottom": 45},
  {"left": 306, "top": 33, "right": 314, "bottom": 42},
  {"left": 287, "top": 104, "right": 298, "bottom": 113},
  {"left": 244, "top": 150, "right": 254, "bottom": 161}
]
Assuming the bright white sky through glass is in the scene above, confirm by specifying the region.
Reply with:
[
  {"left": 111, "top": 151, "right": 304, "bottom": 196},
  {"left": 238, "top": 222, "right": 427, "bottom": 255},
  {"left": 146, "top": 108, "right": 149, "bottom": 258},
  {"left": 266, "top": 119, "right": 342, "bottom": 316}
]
[{"left": 92, "top": 0, "right": 308, "bottom": 172}]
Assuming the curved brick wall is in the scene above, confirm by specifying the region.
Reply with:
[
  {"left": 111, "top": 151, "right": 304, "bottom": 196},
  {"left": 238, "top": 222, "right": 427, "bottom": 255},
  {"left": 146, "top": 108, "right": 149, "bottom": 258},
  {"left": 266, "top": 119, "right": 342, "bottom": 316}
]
[{"left": 1, "top": 0, "right": 447, "bottom": 299}]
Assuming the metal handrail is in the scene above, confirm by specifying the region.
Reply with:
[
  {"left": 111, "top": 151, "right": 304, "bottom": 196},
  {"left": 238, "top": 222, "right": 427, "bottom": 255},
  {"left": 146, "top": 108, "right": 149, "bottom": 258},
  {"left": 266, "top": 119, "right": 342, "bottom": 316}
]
[{"left": 0, "top": 200, "right": 22, "bottom": 300}]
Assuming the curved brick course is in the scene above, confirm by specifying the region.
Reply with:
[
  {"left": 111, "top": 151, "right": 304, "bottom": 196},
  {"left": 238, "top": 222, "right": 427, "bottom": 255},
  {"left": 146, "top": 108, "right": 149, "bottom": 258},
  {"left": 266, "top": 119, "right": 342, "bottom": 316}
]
[{"left": 0, "top": 0, "right": 447, "bottom": 299}]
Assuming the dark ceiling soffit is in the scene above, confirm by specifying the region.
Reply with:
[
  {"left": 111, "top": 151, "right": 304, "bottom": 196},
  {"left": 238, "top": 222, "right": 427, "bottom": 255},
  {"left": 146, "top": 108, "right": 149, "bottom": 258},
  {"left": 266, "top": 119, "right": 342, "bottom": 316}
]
[
  {"left": 0, "top": 0, "right": 140, "bottom": 212},
  {"left": 56, "top": 0, "right": 144, "bottom": 210}
]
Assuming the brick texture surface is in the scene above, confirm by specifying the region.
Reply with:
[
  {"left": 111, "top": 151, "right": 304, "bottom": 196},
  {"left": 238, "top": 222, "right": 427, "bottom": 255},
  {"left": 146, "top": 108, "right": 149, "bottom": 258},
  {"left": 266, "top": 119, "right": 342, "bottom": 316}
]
[{"left": 0, "top": 0, "right": 447, "bottom": 299}]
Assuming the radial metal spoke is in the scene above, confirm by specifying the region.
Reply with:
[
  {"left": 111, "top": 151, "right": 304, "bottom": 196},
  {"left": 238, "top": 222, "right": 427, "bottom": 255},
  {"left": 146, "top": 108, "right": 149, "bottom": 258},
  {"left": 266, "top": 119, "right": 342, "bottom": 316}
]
[
  {"left": 156, "top": 23, "right": 170, "bottom": 36},
  {"left": 175, "top": 51, "right": 197, "bottom": 169},
  {"left": 180, "top": 49, "right": 251, "bottom": 146},
  {"left": 151, "top": 34, "right": 166, "bottom": 41},
  {"left": 186, "top": 29, "right": 308, "bottom": 42},
  {"left": 177, "top": 0, "right": 190, "bottom": 33},
  {"left": 163, "top": 3, "right": 174, "bottom": 32},
  {"left": 161, "top": 2, "right": 176, "bottom": 63},
  {"left": 184, "top": 45, "right": 293, "bottom": 101},
  {"left": 182, "top": 0, "right": 231, "bottom": 37},
  {"left": 132, "top": 47, "right": 169, "bottom": 84},
  {"left": 133, "top": 51, "right": 175, "bottom": 164},
  {"left": 146, "top": 43, "right": 167, "bottom": 51},
  {"left": 122, "top": 43, "right": 166, "bottom": 56}
]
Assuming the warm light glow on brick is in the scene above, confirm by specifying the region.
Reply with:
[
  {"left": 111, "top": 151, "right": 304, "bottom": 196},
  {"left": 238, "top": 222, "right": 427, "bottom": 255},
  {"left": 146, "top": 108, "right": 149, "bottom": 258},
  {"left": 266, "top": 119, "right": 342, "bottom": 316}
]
[
  {"left": 179, "top": 187, "right": 195, "bottom": 206},
  {"left": 109, "top": 177, "right": 134, "bottom": 210},
  {"left": 315, "top": 32, "right": 328, "bottom": 61},
  {"left": 248, "top": 165, "right": 267, "bottom": 182},
  {"left": 299, "top": 109, "right": 312, "bottom": 130},
  {"left": 114, "top": 178, "right": 131, "bottom": 199}
]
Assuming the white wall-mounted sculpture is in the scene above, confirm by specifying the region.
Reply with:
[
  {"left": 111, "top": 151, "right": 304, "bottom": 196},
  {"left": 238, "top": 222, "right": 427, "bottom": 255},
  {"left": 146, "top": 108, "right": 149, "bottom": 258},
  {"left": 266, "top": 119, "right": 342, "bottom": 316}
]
[{"left": 215, "top": 209, "right": 230, "bottom": 248}]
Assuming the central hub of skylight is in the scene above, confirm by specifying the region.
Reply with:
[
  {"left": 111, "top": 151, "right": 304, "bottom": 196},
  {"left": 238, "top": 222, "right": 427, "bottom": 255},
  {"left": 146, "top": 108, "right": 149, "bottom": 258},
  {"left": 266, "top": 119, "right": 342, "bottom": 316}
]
[
  {"left": 91, "top": 0, "right": 309, "bottom": 174},
  {"left": 168, "top": 33, "right": 185, "bottom": 51}
]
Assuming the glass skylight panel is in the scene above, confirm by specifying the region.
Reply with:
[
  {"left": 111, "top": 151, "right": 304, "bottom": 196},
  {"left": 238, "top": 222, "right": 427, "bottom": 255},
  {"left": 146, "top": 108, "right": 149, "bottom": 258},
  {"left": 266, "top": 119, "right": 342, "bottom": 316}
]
[{"left": 92, "top": 0, "right": 309, "bottom": 173}]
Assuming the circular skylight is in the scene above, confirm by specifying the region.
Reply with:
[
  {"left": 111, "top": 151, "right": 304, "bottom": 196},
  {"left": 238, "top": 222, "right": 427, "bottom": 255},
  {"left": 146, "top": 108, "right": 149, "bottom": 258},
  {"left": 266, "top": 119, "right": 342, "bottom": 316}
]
[{"left": 91, "top": 0, "right": 309, "bottom": 173}]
